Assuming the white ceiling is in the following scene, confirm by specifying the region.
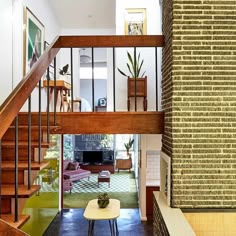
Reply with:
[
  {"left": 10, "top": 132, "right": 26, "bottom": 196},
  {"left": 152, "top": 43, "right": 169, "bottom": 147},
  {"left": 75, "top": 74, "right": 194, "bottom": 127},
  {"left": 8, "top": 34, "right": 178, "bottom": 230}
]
[{"left": 49, "top": 0, "right": 116, "bottom": 29}]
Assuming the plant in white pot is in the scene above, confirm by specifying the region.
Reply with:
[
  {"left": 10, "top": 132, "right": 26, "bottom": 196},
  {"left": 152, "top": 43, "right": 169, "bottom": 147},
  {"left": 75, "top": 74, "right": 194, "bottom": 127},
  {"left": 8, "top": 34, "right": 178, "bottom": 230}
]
[{"left": 117, "top": 51, "right": 147, "bottom": 111}]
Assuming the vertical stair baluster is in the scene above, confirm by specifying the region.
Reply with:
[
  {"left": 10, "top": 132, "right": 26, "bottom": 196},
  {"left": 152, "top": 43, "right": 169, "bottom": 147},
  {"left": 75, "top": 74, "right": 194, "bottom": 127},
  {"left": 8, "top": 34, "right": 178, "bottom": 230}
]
[
  {"left": 92, "top": 47, "right": 95, "bottom": 111},
  {"left": 70, "top": 48, "right": 74, "bottom": 112},
  {"left": 0, "top": 139, "right": 2, "bottom": 217},
  {"left": 14, "top": 116, "right": 19, "bottom": 222},
  {"left": 38, "top": 80, "right": 42, "bottom": 164},
  {"left": 113, "top": 47, "right": 116, "bottom": 112},
  {"left": 46, "top": 67, "right": 50, "bottom": 142},
  {"left": 53, "top": 57, "right": 57, "bottom": 125},
  {"left": 155, "top": 47, "right": 158, "bottom": 111},
  {"left": 28, "top": 96, "right": 31, "bottom": 189},
  {"left": 134, "top": 47, "right": 137, "bottom": 112}
]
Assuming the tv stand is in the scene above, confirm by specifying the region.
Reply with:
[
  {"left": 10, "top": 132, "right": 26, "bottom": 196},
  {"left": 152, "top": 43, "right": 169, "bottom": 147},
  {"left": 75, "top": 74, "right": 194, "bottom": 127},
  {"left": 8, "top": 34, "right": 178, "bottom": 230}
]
[{"left": 80, "top": 163, "right": 114, "bottom": 173}]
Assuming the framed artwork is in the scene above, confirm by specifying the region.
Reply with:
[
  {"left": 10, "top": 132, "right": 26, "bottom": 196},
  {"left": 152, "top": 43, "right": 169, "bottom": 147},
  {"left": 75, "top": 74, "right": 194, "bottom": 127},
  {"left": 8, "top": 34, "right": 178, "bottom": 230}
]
[
  {"left": 23, "top": 7, "right": 45, "bottom": 75},
  {"left": 124, "top": 8, "right": 147, "bottom": 35}
]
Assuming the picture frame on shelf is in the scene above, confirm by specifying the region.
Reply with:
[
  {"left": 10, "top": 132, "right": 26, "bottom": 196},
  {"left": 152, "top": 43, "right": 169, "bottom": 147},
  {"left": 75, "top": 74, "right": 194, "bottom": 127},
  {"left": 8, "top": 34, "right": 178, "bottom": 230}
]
[
  {"left": 124, "top": 8, "right": 147, "bottom": 35},
  {"left": 23, "top": 7, "right": 45, "bottom": 75}
]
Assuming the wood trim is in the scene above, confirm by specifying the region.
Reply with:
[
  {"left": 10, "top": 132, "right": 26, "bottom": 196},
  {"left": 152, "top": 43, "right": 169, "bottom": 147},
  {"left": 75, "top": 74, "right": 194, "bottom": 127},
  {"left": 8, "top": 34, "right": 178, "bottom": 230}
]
[
  {"left": 54, "top": 35, "right": 164, "bottom": 48},
  {"left": 50, "top": 112, "right": 164, "bottom": 134},
  {"left": 16, "top": 112, "right": 164, "bottom": 134}
]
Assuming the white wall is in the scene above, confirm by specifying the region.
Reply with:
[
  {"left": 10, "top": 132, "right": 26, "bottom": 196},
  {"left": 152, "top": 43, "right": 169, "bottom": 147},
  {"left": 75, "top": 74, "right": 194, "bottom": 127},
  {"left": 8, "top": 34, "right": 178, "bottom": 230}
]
[
  {"left": 58, "top": 28, "right": 115, "bottom": 103},
  {"left": 116, "top": 0, "right": 161, "bottom": 35},
  {"left": 24, "top": 0, "right": 59, "bottom": 43},
  {"left": 0, "top": 0, "right": 60, "bottom": 110},
  {"left": 114, "top": 0, "right": 162, "bottom": 111},
  {"left": 22, "top": 0, "right": 60, "bottom": 111},
  {"left": 115, "top": 0, "right": 162, "bottom": 221},
  {"left": 0, "top": 1, "right": 13, "bottom": 104}
]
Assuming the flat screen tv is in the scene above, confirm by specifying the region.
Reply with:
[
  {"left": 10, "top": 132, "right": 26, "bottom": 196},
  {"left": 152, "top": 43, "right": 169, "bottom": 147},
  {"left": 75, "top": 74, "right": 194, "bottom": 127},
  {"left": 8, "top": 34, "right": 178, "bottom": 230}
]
[{"left": 83, "top": 151, "right": 103, "bottom": 163}]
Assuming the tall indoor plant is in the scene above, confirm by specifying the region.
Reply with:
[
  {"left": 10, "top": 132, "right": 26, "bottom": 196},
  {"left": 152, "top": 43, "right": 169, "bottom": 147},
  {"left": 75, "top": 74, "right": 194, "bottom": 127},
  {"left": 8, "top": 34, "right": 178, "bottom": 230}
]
[
  {"left": 117, "top": 51, "right": 146, "bottom": 78},
  {"left": 124, "top": 138, "right": 134, "bottom": 158},
  {"left": 118, "top": 51, "right": 147, "bottom": 111}
]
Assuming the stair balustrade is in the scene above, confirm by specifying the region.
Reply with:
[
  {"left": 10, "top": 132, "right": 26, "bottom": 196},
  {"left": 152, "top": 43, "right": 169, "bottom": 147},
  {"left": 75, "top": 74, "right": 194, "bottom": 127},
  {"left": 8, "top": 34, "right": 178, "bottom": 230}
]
[{"left": 0, "top": 35, "right": 164, "bottom": 228}]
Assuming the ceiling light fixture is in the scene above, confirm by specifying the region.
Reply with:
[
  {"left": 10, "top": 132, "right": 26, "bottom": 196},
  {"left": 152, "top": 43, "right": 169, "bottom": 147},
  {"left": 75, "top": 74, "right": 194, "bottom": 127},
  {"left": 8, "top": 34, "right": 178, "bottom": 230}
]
[{"left": 80, "top": 48, "right": 91, "bottom": 64}]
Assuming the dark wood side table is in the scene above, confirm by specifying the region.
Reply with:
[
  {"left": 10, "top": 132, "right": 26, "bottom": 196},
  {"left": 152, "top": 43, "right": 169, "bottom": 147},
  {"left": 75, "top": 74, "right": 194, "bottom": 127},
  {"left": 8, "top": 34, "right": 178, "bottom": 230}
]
[
  {"left": 127, "top": 77, "right": 147, "bottom": 111},
  {"left": 98, "top": 171, "right": 111, "bottom": 187}
]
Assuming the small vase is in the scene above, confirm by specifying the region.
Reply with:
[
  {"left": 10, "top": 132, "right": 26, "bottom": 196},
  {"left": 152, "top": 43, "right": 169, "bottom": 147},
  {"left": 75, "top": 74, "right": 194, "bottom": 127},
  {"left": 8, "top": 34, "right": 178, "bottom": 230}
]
[{"left": 97, "top": 199, "right": 109, "bottom": 208}]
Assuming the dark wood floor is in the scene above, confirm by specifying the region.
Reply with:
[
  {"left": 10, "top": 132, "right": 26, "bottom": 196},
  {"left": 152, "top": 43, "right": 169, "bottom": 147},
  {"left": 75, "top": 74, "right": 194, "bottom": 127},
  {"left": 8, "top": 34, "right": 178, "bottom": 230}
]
[{"left": 43, "top": 208, "right": 153, "bottom": 236}]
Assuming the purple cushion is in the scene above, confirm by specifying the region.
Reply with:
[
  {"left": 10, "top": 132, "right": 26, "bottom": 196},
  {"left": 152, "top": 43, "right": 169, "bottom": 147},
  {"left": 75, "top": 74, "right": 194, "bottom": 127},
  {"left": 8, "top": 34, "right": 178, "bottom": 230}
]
[{"left": 66, "top": 162, "right": 79, "bottom": 170}]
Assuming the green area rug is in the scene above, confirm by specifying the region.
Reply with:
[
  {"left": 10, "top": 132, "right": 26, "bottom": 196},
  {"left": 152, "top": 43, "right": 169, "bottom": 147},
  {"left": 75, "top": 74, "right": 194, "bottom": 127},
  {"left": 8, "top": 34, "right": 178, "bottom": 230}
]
[
  {"left": 64, "top": 192, "right": 138, "bottom": 208},
  {"left": 21, "top": 208, "right": 58, "bottom": 236},
  {"left": 24, "top": 192, "right": 59, "bottom": 208}
]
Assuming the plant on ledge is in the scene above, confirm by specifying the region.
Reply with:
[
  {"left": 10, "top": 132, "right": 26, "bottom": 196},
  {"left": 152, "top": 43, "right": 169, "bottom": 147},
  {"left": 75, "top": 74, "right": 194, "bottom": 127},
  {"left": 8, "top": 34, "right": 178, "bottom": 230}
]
[
  {"left": 124, "top": 138, "right": 134, "bottom": 158},
  {"left": 117, "top": 51, "right": 148, "bottom": 111},
  {"left": 117, "top": 51, "right": 146, "bottom": 79}
]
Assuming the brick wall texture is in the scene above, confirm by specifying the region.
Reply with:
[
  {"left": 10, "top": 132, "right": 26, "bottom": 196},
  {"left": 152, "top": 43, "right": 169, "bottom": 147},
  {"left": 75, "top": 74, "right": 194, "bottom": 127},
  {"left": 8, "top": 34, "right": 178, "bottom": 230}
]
[
  {"left": 153, "top": 198, "right": 170, "bottom": 236},
  {"left": 162, "top": 0, "right": 236, "bottom": 208}
]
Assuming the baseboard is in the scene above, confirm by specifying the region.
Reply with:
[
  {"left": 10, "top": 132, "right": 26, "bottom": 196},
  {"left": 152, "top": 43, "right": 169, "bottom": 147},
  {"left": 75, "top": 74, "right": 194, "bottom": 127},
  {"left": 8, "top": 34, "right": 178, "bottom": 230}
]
[{"left": 139, "top": 208, "right": 147, "bottom": 221}]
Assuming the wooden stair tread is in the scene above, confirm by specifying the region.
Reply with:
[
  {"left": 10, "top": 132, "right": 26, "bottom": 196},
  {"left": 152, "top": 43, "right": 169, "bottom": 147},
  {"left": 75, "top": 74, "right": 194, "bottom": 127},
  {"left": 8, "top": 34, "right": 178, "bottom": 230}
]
[
  {"left": 1, "top": 185, "right": 41, "bottom": 197},
  {"left": 1, "top": 161, "right": 49, "bottom": 170},
  {"left": 1, "top": 214, "right": 30, "bottom": 229}
]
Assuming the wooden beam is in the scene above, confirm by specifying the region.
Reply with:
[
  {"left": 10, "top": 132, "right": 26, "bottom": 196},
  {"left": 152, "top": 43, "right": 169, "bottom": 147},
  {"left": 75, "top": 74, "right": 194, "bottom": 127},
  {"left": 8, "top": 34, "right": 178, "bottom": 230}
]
[
  {"left": 54, "top": 35, "right": 164, "bottom": 48},
  {"left": 51, "top": 112, "right": 164, "bottom": 134}
]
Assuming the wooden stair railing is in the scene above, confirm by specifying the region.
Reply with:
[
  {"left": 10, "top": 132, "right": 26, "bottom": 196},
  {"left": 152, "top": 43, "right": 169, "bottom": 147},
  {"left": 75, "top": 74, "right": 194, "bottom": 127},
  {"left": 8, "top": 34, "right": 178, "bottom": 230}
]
[
  {"left": 0, "top": 35, "right": 164, "bottom": 139},
  {"left": 0, "top": 35, "right": 164, "bottom": 230}
]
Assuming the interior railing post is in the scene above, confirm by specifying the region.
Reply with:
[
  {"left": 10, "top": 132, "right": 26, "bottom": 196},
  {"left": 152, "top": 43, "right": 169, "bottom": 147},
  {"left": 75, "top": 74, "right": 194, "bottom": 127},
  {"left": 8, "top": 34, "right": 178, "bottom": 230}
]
[
  {"left": 91, "top": 47, "right": 95, "bottom": 111},
  {"left": 38, "top": 80, "right": 42, "bottom": 164},
  {"left": 113, "top": 47, "right": 116, "bottom": 112},
  {"left": 155, "top": 47, "right": 158, "bottom": 111},
  {"left": 27, "top": 96, "right": 31, "bottom": 189},
  {"left": 70, "top": 48, "right": 74, "bottom": 112},
  {"left": 46, "top": 67, "right": 50, "bottom": 142},
  {"left": 0, "top": 139, "right": 2, "bottom": 217},
  {"left": 14, "top": 116, "right": 19, "bottom": 222},
  {"left": 134, "top": 47, "right": 137, "bottom": 112},
  {"left": 53, "top": 57, "right": 57, "bottom": 125}
]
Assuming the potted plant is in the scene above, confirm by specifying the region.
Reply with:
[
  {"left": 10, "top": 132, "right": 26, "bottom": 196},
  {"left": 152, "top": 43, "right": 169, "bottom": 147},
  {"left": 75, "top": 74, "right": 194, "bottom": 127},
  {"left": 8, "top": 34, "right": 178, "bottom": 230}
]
[
  {"left": 117, "top": 51, "right": 147, "bottom": 111},
  {"left": 124, "top": 138, "right": 134, "bottom": 158},
  {"left": 97, "top": 192, "right": 110, "bottom": 208}
]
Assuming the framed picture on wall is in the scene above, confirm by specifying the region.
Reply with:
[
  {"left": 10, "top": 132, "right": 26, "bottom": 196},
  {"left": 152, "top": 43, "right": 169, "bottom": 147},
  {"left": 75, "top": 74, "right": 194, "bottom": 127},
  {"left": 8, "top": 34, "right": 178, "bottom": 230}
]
[
  {"left": 23, "top": 7, "right": 45, "bottom": 75},
  {"left": 124, "top": 8, "right": 147, "bottom": 35}
]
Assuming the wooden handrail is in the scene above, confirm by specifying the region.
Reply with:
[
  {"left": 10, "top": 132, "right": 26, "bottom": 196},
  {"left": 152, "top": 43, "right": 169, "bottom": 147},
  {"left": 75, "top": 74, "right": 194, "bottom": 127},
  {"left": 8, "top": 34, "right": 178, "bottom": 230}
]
[
  {"left": 0, "top": 35, "right": 164, "bottom": 139},
  {"left": 54, "top": 35, "right": 164, "bottom": 48},
  {"left": 0, "top": 37, "right": 60, "bottom": 139}
]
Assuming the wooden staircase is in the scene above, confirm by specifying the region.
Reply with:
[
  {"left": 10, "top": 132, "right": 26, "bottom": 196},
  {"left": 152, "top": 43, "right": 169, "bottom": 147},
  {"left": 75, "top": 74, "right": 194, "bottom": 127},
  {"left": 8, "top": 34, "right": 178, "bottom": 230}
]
[
  {"left": 0, "top": 118, "right": 59, "bottom": 228},
  {"left": 0, "top": 35, "right": 164, "bottom": 233}
]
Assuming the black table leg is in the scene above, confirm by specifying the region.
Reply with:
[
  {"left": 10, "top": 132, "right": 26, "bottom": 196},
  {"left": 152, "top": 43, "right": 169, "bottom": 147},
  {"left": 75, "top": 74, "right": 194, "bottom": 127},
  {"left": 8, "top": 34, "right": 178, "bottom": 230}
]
[
  {"left": 88, "top": 220, "right": 95, "bottom": 236},
  {"left": 115, "top": 219, "right": 119, "bottom": 235}
]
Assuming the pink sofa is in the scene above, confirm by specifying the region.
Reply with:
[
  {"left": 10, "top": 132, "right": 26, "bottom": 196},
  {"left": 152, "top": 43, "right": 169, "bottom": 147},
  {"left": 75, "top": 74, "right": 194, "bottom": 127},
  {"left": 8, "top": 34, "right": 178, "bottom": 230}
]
[{"left": 63, "top": 160, "right": 91, "bottom": 182}]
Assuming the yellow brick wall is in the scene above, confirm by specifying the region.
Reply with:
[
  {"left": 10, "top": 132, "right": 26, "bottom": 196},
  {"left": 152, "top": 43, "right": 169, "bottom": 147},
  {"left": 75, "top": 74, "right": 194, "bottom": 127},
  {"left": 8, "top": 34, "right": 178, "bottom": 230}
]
[{"left": 162, "top": 0, "right": 236, "bottom": 208}]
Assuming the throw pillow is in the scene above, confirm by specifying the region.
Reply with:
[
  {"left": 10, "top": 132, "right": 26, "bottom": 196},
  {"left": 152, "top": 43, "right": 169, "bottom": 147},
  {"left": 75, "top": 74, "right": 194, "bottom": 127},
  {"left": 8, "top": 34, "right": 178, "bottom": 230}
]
[{"left": 67, "top": 162, "right": 78, "bottom": 170}]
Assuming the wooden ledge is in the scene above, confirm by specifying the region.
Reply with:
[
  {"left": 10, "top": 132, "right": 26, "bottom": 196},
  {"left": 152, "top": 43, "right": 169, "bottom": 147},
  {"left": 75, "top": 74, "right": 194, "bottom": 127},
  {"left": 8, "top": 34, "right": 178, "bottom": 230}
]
[{"left": 153, "top": 192, "right": 196, "bottom": 236}]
